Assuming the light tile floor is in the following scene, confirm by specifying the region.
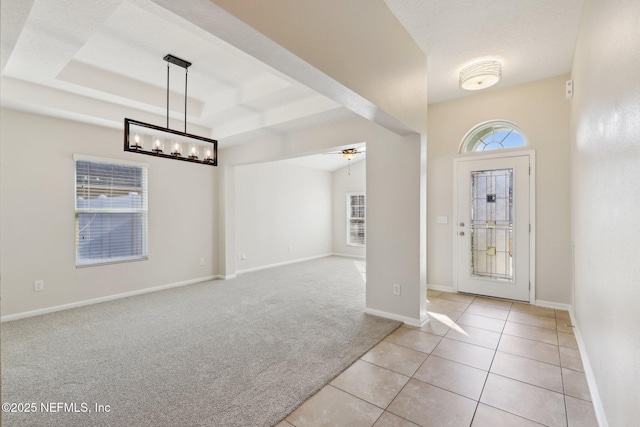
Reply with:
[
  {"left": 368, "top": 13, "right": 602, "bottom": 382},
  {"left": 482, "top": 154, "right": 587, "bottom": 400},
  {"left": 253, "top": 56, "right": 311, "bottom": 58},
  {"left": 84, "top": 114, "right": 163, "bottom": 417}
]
[{"left": 276, "top": 290, "right": 599, "bottom": 427}]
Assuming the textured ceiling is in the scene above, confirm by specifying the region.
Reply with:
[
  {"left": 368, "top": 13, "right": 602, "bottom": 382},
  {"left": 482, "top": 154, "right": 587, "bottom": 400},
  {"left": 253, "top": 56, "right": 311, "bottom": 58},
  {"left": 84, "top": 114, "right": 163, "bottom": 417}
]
[
  {"left": 384, "top": 0, "right": 585, "bottom": 103},
  {"left": 1, "top": 0, "right": 585, "bottom": 167}
]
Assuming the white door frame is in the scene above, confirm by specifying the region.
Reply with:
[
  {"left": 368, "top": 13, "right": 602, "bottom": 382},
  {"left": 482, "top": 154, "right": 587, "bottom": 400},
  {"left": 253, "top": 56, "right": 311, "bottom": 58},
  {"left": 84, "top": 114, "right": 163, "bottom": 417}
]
[{"left": 453, "top": 149, "right": 536, "bottom": 303}]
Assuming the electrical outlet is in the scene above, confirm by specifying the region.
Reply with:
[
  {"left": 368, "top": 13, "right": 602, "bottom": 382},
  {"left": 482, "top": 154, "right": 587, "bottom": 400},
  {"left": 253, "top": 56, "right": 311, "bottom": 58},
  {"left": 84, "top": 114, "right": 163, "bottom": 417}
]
[
  {"left": 200, "top": 258, "right": 205, "bottom": 266},
  {"left": 34, "top": 280, "right": 44, "bottom": 292},
  {"left": 393, "top": 284, "right": 401, "bottom": 296}
]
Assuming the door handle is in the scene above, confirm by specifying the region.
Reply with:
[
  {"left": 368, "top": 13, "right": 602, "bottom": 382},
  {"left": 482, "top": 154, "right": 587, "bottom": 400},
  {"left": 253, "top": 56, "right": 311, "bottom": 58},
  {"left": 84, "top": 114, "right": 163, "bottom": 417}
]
[
  {"left": 459, "top": 222, "right": 465, "bottom": 227},
  {"left": 459, "top": 231, "right": 465, "bottom": 236}
]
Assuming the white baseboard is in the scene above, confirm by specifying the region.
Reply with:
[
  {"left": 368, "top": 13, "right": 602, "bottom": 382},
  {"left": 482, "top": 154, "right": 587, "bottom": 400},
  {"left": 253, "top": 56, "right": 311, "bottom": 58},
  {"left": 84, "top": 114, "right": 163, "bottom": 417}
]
[
  {"left": 215, "top": 274, "right": 236, "bottom": 280},
  {"left": 570, "top": 311, "right": 609, "bottom": 427},
  {"left": 235, "top": 253, "right": 332, "bottom": 275},
  {"left": 364, "top": 307, "right": 429, "bottom": 328},
  {"left": 1, "top": 275, "right": 216, "bottom": 323},
  {"left": 331, "top": 252, "right": 366, "bottom": 259},
  {"left": 427, "top": 283, "right": 455, "bottom": 293},
  {"left": 534, "top": 299, "right": 572, "bottom": 311}
]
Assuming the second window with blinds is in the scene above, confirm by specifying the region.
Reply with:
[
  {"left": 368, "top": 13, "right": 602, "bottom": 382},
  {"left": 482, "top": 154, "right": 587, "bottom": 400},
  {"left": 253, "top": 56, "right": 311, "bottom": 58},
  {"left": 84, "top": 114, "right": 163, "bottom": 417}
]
[{"left": 346, "top": 192, "right": 365, "bottom": 247}]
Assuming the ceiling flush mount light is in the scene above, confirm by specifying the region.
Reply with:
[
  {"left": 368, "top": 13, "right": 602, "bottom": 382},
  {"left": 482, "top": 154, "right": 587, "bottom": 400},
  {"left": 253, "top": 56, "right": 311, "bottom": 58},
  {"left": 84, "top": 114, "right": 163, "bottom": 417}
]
[
  {"left": 459, "top": 60, "right": 502, "bottom": 91},
  {"left": 124, "top": 54, "right": 217, "bottom": 166}
]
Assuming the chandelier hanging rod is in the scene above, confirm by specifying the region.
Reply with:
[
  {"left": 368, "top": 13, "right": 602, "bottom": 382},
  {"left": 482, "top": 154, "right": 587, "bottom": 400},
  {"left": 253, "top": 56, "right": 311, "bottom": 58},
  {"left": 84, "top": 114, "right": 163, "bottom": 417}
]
[{"left": 164, "top": 54, "right": 191, "bottom": 132}]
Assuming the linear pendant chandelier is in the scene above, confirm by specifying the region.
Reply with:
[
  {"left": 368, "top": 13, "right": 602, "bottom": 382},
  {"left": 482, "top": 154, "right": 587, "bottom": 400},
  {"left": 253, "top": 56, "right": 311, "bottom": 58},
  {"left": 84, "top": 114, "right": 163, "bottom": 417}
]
[{"left": 124, "top": 54, "right": 217, "bottom": 166}]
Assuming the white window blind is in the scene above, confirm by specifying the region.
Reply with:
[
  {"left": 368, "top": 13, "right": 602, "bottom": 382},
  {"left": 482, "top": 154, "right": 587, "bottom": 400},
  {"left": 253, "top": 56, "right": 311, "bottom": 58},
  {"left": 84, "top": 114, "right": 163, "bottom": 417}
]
[
  {"left": 75, "top": 156, "right": 148, "bottom": 267},
  {"left": 347, "top": 193, "right": 365, "bottom": 246}
]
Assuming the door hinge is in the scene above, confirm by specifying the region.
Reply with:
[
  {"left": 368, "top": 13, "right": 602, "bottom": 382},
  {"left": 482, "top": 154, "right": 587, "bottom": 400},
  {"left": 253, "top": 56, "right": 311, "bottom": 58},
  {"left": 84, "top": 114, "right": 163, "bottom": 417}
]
[
  {"left": 529, "top": 166, "right": 531, "bottom": 175},
  {"left": 529, "top": 224, "right": 531, "bottom": 232},
  {"left": 529, "top": 282, "right": 531, "bottom": 290}
]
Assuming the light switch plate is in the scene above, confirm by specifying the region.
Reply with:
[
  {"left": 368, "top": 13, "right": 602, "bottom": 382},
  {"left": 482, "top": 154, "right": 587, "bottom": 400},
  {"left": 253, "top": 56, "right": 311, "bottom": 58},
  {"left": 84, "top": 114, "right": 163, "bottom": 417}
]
[{"left": 566, "top": 80, "right": 573, "bottom": 100}]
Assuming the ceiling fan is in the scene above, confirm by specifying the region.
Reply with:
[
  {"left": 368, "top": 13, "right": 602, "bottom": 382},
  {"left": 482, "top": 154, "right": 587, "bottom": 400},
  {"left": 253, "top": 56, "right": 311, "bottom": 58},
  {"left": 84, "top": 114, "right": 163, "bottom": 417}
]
[{"left": 324, "top": 147, "right": 365, "bottom": 175}]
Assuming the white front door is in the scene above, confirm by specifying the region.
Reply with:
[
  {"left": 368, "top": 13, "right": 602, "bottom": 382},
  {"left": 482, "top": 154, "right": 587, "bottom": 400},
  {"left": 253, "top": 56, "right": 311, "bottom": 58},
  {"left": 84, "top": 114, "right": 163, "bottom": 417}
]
[{"left": 455, "top": 154, "right": 531, "bottom": 301}]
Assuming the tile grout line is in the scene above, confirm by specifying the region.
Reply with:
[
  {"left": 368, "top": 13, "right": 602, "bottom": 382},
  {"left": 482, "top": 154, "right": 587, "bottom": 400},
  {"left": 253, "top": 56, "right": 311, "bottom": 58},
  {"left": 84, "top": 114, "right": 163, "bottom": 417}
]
[
  {"left": 475, "top": 304, "right": 571, "bottom": 425},
  {"left": 353, "top": 321, "right": 450, "bottom": 426},
  {"left": 279, "top": 293, "right": 579, "bottom": 426},
  {"left": 480, "top": 301, "right": 570, "bottom": 425},
  {"left": 360, "top": 350, "right": 429, "bottom": 378},
  {"left": 385, "top": 325, "right": 481, "bottom": 427},
  {"left": 409, "top": 369, "right": 486, "bottom": 403},
  {"left": 386, "top": 309, "right": 481, "bottom": 426},
  {"left": 383, "top": 362, "right": 429, "bottom": 427},
  {"left": 429, "top": 294, "right": 581, "bottom": 426},
  {"left": 558, "top": 309, "right": 571, "bottom": 427},
  {"left": 383, "top": 381, "right": 424, "bottom": 427},
  {"left": 469, "top": 300, "right": 509, "bottom": 426},
  {"left": 383, "top": 327, "right": 447, "bottom": 354}
]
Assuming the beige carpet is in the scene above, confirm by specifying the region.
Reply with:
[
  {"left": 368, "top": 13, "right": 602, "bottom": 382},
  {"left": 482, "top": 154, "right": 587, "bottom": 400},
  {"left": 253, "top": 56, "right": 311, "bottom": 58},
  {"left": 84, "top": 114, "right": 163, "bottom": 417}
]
[{"left": 1, "top": 256, "right": 400, "bottom": 427}]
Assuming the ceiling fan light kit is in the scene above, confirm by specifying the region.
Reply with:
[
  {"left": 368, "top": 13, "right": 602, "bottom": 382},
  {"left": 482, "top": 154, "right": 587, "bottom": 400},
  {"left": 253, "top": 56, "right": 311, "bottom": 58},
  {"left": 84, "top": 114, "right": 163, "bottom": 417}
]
[
  {"left": 342, "top": 148, "right": 358, "bottom": 160},
  {"left": 124, "top": 54, "right": 217, "bottom": 166},
  {"left": 459, "top": 60, "right": 502, "bottom": 91}
]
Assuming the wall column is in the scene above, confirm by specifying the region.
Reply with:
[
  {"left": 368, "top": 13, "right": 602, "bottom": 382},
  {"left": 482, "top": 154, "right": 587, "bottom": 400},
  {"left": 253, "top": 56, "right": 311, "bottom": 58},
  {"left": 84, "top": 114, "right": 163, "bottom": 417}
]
[
  {"left": 366, "top": 133, "right": 427, "bottom": 325},
  {"left": 217, "top": 164, "right": 236, "bottom": 279}
]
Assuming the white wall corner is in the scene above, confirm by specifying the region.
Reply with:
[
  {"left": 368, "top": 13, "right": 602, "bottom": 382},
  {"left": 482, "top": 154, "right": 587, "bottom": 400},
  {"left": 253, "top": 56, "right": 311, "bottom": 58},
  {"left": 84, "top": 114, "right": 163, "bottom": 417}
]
[
  {"left": 332, "top": 252, "right": 366, "bottom": 259},
  {"left": 218, "top": 164, "right": 236, "bottom": 278},
  {"left": 235, "top": 253, "right": 332, "bottom": 275},
  {"left": 364, "top": 307, "right": 429, "bottom": 328},
  {"left": 569, "top": 311, "right": 609, "bottom": 427},
  {"left": 427, "top": 283, "right": 455, "bottom": 293},
  {"left": 533, "top": 300, "right": 572, "bottom": 311},
  {"left": 366, "top": 133, "right": 426, "bottom": 329}
]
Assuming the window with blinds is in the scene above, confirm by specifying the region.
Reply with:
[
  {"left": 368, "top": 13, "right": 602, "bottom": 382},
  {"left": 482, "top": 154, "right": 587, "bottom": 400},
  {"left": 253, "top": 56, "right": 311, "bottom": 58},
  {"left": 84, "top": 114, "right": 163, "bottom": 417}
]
[
  {"left": 74, "top": 156, "right": 148, "bottom": 267},
  {"left": 347, "top": 193, "right": 365, "bottom": 246}
]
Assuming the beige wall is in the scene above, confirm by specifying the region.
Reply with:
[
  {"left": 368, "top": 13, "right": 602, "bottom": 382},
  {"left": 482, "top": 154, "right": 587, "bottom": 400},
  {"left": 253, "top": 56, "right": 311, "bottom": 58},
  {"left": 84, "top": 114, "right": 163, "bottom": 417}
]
[
  {"left": 0, "top": 109, "right": 218, "bottom": 317},
  {"left": 427, "top": 75, "right": 571, "bottom": 304},
  {"left": 570, "top": 0, "right": 640, "bottom": 424},
  {"left": 233, "top": 156, "right": 366, "bottom": 271},
  {"left": 367, "top": 133, "right": 427, "bottom": 323},
  {"left": 235, "top": 161, "right": 332, "bottom": 271}
]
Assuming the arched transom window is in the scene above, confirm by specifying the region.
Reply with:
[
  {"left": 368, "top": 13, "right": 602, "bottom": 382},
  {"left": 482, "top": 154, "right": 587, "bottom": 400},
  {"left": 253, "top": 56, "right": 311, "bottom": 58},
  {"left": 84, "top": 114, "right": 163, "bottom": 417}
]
[{"left": 460, "top": 121, "right": 527, "bottom": 153}]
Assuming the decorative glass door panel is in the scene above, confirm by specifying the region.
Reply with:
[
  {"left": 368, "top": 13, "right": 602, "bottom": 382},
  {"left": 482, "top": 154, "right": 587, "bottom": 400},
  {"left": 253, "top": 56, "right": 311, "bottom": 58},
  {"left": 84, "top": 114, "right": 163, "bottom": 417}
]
[
  {"left": 456, "top": 155, "right": 530, "bottom": 302},
  {"left": 470, "top": 169, "right": 513, "bottom": 281}
]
